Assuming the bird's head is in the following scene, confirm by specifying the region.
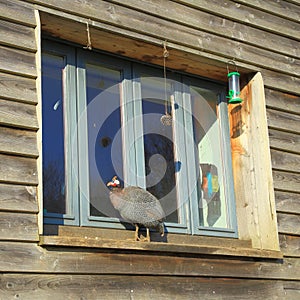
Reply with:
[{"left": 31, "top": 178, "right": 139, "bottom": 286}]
[{"left": 106, "top": 176, "right": 121, "bottom": 189}]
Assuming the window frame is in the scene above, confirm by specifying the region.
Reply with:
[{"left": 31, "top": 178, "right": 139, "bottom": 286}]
[{"left": 41, "top": 39, "right": 238, "bottom": 238}]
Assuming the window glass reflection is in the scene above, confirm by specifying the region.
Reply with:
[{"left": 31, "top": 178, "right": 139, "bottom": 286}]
[
  {"left": 141, "top": 77, "right": 178, "bottom": 223},
  {"left": 42, "top": 53, "right": 66, "bottom": 214},
  {"left": 86, "top": 64, "right": 123, "bottom": 218},
  {"left": 191, "top": 87, "right": 229, "bottom": 229}
]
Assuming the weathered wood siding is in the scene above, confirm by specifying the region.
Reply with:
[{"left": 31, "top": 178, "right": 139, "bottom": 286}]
[{"left": 0, "top": 0, "right": 299, "bottom": 299}]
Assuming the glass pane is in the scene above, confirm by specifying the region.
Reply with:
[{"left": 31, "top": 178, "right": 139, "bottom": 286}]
[
  {"left": 42, "top": 53, "right": 66, "bottom": 214},
  {"left": 191, "top": 86, "right": 230, "bottom": 229},
  {"left": 141, "top": 77, "right": 178, "bottom": 223},
  {"left": 86, "top": 64, "right": 124, "bottom": 218}
]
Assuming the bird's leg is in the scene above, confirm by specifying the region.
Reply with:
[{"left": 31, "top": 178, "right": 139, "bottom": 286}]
[
  {"left": 145, "top": 228, "right": 150, "bottom": 242},
  {"left": 134, "top": 224, "right": 140, "bottom": 241}
]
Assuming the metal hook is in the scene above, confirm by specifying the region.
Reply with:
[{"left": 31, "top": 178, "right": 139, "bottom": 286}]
[{"left": 227, "top": 59, "right": 238, "bottom": 74}]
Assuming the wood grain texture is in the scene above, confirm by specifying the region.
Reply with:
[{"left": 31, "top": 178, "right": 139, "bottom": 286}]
[
  {"left": 269, "top": 129, "right": 300, "bottom": 155},
  {"left": 0, "top": 183, "right": 38, "bottom": 212},
  {"left": 0, "top": 45, "right": 36, "bottom": 77},
  {"left": 275, "top": 191, "right": 300, "bottom": 214},
  {"left": 0, "top": 212, "right": 38, "bottom": 241},
  {"left": 0, "top": 153, "right": 38, "bottom": 185},
  {"left": 267, "top": 109, "right": 300, "bottom": 134},
  {"left": 0, "top": 19, "right": 36, "bottom": 52},
  {"left": 234, "top": 0, "right": 300, "bottom": 22},
  {"left": 110, "top": 0, "right": 300, "bottom": 58},
  {"left": 176, "top": 0, "right": 300, "bottom": 39},
  {"left": 0, "top": 99, "right": 38, "bottom": 130},
  {"left": 273, "top": 170, "right": 300, "bottom": 193},
  {"left": 277, "top": 213, "right": 300, "bottom": 235},
  {"left": 265, "top": 89, "right": 300, "bottom": 114},
  {"left": 32, "top": 0, "right": 300, "bottom": 77},
  {"left": 0, "top": 274, "right": 286, "bottom": 299},
  {"left": 279, "top": 234, "right": 300, "bottom": 257},
  {"left": 0, "top": 73, "right": 37, "bottom": 103},
  {"left": 0, "top": 126, "right": 38, "bottom": 157},
  {"left": 271, "top": 149, "right": 300, "bottom": 173},
  {"left": 0, "top": 0, "right": 36, "bottom": 27},
  {"left": 0, "top": 242, "right": 298, "bottom": 279}
]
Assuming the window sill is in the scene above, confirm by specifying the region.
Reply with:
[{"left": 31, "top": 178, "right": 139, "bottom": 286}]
[{"left": 39, "top": 234, "right": 283, "bottom": 260}]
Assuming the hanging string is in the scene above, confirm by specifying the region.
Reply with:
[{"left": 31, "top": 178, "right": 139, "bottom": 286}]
[
  {"left": 163, "top": 41, "right": 169, "bottom": 116},
  {"left": 160, "top": 41, "right": 172, "bottom": 126},
  {"left": 83, "top": 20, "right": 92, "bottom": 50}
]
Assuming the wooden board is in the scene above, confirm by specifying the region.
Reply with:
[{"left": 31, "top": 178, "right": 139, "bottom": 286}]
[
  {"left": 271, "top": 149, "right": 300, "bottom": 173},
  {"left": 279, "top": 234, "right": 300, "bottom": 257},
  {"left": 0, "top": 274, "right": 286, "bottom": 299},
  {"left": 0, "top": 0, "right": 36, "bottom": 27},
  {"left": 0, "top": 183, "right": 38, "bottom": 213},
  {"left": 0, "top": 153, "right": 38, "bottom": 185},
  {"left": 0, "top": 19, "right": 37, "bottom": 52},
  {"left": 0, "top": 126, "right": 38, "bottom": 157},
  {"left": 109, "top": 0, "right": 300, "bottom": 58},
  {"left": 0, "top": 212, "right": 38, "bottom": 241},
  {"left": 273, "top": 171, "right": 300, "bottom": 193},
  {"left": 0, "top": 45, "right": 36, "bottom": 77},
  {"left": 277, "top": 213, "right": 300, "bottom": 235},
  {"left": 265, "top": 89, "right": 300, "bottom": 114},
  {"left": 0, "top": 242, "right": 299, "bottom": 279},
  {"left": 267, "top": 109, "right": 300, "bottom": 134},
  {"left": 0, "top": 73, "right": 37, "bottom": 104},
  {"left": 275, "top": 191, "right": 300, "bottom": 214},
  {"left": 0, "top": 99, "right": 38, "bottom": 130},
  {"left": 269, "top": 129, "right": 300, "bottom": 155}
]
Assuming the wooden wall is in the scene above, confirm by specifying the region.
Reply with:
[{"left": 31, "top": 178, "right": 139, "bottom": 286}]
[{"left": 0, "top": 0, "right": 299, "bottom": 299}]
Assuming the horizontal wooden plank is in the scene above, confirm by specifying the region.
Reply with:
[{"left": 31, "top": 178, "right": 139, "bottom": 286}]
[
  {"left": 271, "top": 149, "right": 300, "bottom": 173},
  {"left": 275, "top": 191, "right": 300, "bottom": 214},
  {"left": 41, "top": 12, "right": 300, "bottom": 95},
  {"left": 0, "top": 153, "right": 38, "bottom": 185},
  {"left": 35, "top": 0, "right": 300, "bottom": 77},
  {"left": 0, "top": 126, "right": 38, "bottom": 157},
  {"left": 176, "top": 0, "right": 300, "bottom": 40},
  {"left": 0, "top": 73, "right": 37, "bottom": 103},
  {"left": 0, "top": 212, "right": 38, "bottom": 241},
  {"left": 279, "top": 234, "right": 300, "bottom": 257},
  {"left": 234, "top": 0, "right": 300, "bottom": 22},
  {"left": 277, "top": 213, "right": 300, "bottom": 235},
  {"left": 110, "top": 0, "right": 300, "bottom": 58},
  {"left": 269, "top": 129, "right": 300, "bottom": 155},
  {"left": 267, "top": 109, "right": 300, "bottom": 134},
  {"left": 273, "top": 170, "right": 300, "bottom": 193},
  {"left": 0, "top": 242, "right": 298, "bottom": 279},
  {"left": 0, "top": 45, "right": 36, "bottom": 77},
  {"left": 0, "top": 0, "right": 36, "bottom": 27},
  {"left": 0, "top": 19, "right": 37, "bottom": 51},
  {"left": 40, "top": 236, "right": 283, "bottom": 259},
  {"left": 0, "top": 274, "right": 286, "bottom": 299},
  {"left": 265, "top": 89, "right": 300, "bottom": 114},
  {"left": 0, "top": 183, "right": 38, "bottom": 213},
  {"left": 0, "top": 99, "right": 38, "bottom": 130}
]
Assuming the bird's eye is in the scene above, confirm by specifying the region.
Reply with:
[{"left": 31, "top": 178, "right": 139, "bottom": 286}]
[{"left": 114, "top": 179, "right": 120, "bottom": 185}]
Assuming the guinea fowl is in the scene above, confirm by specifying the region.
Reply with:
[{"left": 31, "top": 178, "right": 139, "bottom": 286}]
[{"left": 107, "top": 176, "right": 165, "bottom": 242}]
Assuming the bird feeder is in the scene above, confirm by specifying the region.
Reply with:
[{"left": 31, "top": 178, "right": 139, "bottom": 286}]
[{"left": 227, "top": 61, "right": 242, "bottom": 104}]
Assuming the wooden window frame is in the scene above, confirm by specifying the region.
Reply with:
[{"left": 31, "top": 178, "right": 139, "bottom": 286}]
[{"left": 37, "top": 11, "right": 281, "bottom": 257}]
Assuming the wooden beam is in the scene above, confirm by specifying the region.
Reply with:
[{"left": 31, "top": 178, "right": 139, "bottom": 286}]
[
  {"left": 271, "top": 149, "right": 300, "bottom": 173},
  {"left": 0, "top": 273, "right": 286, "bottom": 299},
  {"left": 269, "top": 129, "right": 300, "bottom": 155},
  {"left": 267, "top": 109, "right": 300, "bottom": 134},
  {"left": 277, "top": 213, "right": 300, "bottom": 235},
  {"left": 275, "top": 191, "right": 300, "bottom": 214},
  {"left": 0, "top": 242, "right": 298, "bottom": 279},
  {"left": 273, "top": 170, "right": 300, "bottom": 193}
]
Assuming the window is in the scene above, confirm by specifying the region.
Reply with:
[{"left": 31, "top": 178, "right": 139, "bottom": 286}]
[{"left": 42, "top": 40, "right": 237, "bottom": 238}]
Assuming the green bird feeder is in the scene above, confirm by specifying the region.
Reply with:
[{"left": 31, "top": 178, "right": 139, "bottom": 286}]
[{"left": 227, "top": 61, "right": 242, "bottom": 104}]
